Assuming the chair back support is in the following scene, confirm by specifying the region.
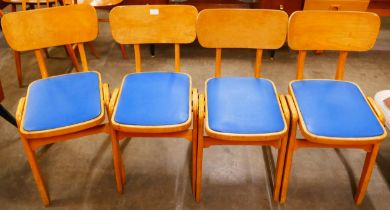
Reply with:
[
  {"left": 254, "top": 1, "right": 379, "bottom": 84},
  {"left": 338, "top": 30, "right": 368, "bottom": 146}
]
[
  {"left": 2, "top": 4, "right": 98, "bottom": 52},
  {"left": 109, "top": 5, "right": 198, "bottom": 72},
  {"left": 109, "top": 5, "right": 197, "bottom": 44},
  {"left": 288, "top": 11, "right": 379, "bottom": 51},
  {"left": 196, "top": 9, "right": 288, "bottom": 77},
  {"left": 197, "top": 9, "right": 288, "bottom": 49},
  {"left": 1, "top": 4, "right": 98, "bottom": 76},
  {"left": 288, "top": 11, "right": 380, "bottom": 80}
]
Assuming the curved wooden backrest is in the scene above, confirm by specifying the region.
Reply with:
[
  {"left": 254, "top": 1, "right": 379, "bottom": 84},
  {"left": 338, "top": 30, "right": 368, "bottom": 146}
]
[
  {"left": 109, "top": 5, "right": 198, "bottom": 44},
  {"left": 1, "top": 4, "right": 98, "bottom": 52},
  {"left": 196, "top": 9, "right": 288, "bottom": 49},
  {"left": 288, "top": 11, "right": 380, "bottom": 51}
]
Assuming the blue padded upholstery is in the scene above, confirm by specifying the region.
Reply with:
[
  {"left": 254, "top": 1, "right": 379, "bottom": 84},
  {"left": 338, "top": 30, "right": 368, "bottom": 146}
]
[
  {"left": 23, "top": 72, "right": 102, "bottom": 131},
  {"left": 291, "top": 80, "right": 384, "bottom": 138},
  {"left": 207, "top": 77, "right": 285, "bottom": 134},
  {"left": 114, "top": 72, "right": 190, "bottom": 126}
]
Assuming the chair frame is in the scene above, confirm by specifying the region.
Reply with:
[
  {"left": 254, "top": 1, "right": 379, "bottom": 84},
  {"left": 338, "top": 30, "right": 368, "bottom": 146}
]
[
  {"left": 195, "top": 9, "right": 290, "bottom": 202},
  {"left": 15, "top": 45, "right": 111, "bottom": 207},
  {"left": 196, "top": 50, "right": 290, "bottom": 202},
  {"left": 280, "top": 11, "right": 387, "bottom": 205},
  {"left": 108, "top": 5, "right": 199, "bottom": 194},
  {"left": 4, "top": 5, "right": 110, "bottom": 206}
]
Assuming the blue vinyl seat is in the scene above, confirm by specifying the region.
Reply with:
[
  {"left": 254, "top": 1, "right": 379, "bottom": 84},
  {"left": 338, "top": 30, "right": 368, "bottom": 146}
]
[
  {"left": 290, "top": 80, "right": 385, "bottom": 138},
  {"left": 22, "top": 72, "right": 102, "bottom": 132},
  {"left": 206, "top": 77, "right": 285, "bottom": 135},
  {"left": 113, "top": 72, "right": 190, "bottom": 126}
]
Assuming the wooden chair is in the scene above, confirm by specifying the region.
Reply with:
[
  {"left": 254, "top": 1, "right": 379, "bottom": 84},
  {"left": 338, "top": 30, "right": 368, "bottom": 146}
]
[
  {"left": 195, "top": 9, "right": 290, "bottom": 202},
  {"left": 3, "top": 0, "right": 82, "bottom": 87},
  {"left": 108, "top": 5, "right": 199, "bottom": 194},
  {"left": 1, "top": 4, "right": 110, "bottom": 206},
  {"left": 281, "top": 11, "right": 387, "bottom": 205}
]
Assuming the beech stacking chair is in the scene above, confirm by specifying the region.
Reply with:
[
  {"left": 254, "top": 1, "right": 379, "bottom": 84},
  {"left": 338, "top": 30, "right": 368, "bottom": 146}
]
[
  {"left": 195, "top": 9, "right": 290, "bottom": 202},
  {"left": 281, "top": 11, "right": 387, "bottom": 205},
  {"left": 1, "top": 5, "right": 110, "bottom": 206},
  {"left": 108, "top": 5, "right": 199, "bottom": 194}
]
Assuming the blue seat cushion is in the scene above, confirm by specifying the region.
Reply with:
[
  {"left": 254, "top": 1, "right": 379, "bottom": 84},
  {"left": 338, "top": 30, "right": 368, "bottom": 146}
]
[
  {"left": 114, "top": 72, "right": 190, "bottom": 126},
  {"left": 207, "top": 77, "right": 285, "bottom": 134},
  {"left": 23, "top": 72, "right": 102, "bottom": 131},
  {"left": 291, "top": 80, "right": 384, "bottom": 138}
]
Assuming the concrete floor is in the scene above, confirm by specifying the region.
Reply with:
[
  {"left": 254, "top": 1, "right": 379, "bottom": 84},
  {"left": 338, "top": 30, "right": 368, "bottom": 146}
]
[{"left": 0, "top": 9, "right": 390, "bottom": 210}]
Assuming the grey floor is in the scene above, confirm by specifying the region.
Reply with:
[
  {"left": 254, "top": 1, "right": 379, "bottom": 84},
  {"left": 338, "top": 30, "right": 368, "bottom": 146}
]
[{"left": 1, "top": 9, "right": 390, "bottom": 210}]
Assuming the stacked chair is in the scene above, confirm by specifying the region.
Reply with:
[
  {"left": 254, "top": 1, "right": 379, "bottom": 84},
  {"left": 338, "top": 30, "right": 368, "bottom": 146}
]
[
  {"left": 0, "top": 3, "right": 387, "bottom": 207},
  {"left": 195, "top": 9, "right": 290, "bottom": 202},
  {"left": 1, "top": 5, "right": 109, "bottom": 206},
  {"left": 108, "top": 5, "right": 199, "bottom": 194},
  {"left": 281, "top": 11, "right": 386, "bottom": 205}
]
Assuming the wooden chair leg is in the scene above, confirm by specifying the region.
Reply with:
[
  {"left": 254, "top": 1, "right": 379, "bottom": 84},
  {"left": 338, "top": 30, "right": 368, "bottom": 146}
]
[
  {"left": 64, "top": 45, "right": 81, "bottom": 72},
  {"left": 11, "top": 4, "right": 16, "bottom": 12},
  {"left": 195, "top": 127, "right": 203, "bottom": 202},
  {"left": 86, "top": 42, "right": 100, "bottom": 59},
  {"left": 280, "top": 95, "right": 298, "bottom": 203},
  {"left": 191, "top": 89, "right": 199, "bottom": 195},
  {"left": 120, "top": 153, "right": 126, "bottom": 185},
  {"left": 354, "top": 143, "right": 380, "bottom": 205},
  {"left": 191, "top": 127, "right": 198, "bottom": 195},
  {"left": 273, "top": 136, "right": 288, "bottom": 201},
  {"left": 119, "top": 44, "right": 129, "bottom": 59},
  {"left": 20, "top": 136, "right": 50, "bottom": 206},
  {"left": 111, "top": 130, "right": 123, "bottom": 193},
  {"left": 13, "top": 51, "right": 23, "bottom": 87},
  {"left": 279, "top": 130, "right": 295, "bottom": 204},
  {"left": 195, "top": 94, "right": 205, "bottom": 202}
]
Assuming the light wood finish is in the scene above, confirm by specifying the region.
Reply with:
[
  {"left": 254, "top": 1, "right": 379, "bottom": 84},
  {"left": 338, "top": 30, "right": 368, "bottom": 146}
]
[
  {"left": 281, "top": 11, "right": 387, "bottom": 205},
  {"left": 175, "top": 43, "right": 180, "bottom": 72},
  {"left": 215, "top": 48, "right": 221, "bottom": 77},
  {"left": 11, "top": 5, "right": 108, "bottom": 206},
  {"left": 296, "top": 50, "right": 306, "bottom": 80},
  {"left": 34, "top": 49, "right": 49, "bottom": 79},
  {"left": 108, "top": 5, "right": 199, "bottom": 195},
  {"left": 335, "top": 51, "right": 348, "bottom": 80},
  {"left": 288, "top": 11, "right": 380, "bottom": 51},
  {"left": 255, "top": 49, "right": 262, "bottom": 78},
  {"left": 4, "top": 2, "right": 82, "bottom": 86},
  {"left": 195, "top": 9, "right": 289, "bottom": 202},
  {"left": 304, "top": 0, "right": 370, "bottom": 11},
  {"left": 2, "top": 4, "right": 98, "bottom": 52},
  {"left": 196, "top": 9, "right": 288, "bottom": 49},
  {"left": 109, "top": 5, "right": 197, "bottom": 44},
  {"left": 134, "top": 44, "right": 141, "bottom": 72}
]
